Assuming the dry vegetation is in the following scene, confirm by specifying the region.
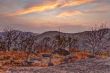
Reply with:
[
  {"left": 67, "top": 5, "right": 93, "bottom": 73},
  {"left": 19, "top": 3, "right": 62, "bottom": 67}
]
[{"left": 0, "top": 49, "right": 109, "bottom": 68}]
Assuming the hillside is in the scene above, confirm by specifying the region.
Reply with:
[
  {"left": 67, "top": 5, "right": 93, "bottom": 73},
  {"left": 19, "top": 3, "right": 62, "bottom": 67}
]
[{"left": 0, "top": 28, "right": 110, "bottom": 51}]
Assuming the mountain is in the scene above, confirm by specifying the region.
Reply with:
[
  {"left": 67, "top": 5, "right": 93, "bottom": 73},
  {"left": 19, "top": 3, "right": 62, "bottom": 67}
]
[
  {"left": 0, "top": 28, "right": 110, "bottom": 51},
  {"left": 37, "top": 28, "right": 110, "bottom": 50}
]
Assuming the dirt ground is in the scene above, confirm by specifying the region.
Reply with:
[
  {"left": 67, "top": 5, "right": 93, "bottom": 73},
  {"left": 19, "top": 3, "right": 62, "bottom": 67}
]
[{"left": 4, "top": 58, "right": 110, "bottom": 73}]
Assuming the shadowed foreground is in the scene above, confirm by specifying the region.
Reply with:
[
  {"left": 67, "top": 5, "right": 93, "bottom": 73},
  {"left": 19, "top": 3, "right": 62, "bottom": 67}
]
[{"left": 5, "top": 58, "right": 110, "bottom": 73}]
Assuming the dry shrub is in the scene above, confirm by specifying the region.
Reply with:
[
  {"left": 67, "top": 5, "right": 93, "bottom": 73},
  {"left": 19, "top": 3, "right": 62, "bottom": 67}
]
[
  {"left": 38, "top": 49, "right": 52, "bottom": 54},
  {"left": 32, "top": 62, "right": 41, "bottom": 66},
  {"left": 73, "top": 51, "right": 90, "bottom": 60},
  {"left": 95, "top": 51, "right": 109, "bottom": 58},
  {"left": 69, "top": 48, "right": 80, "bottom": 53},
  {"left": 52, "top": 57, "right": 64, "bottom": 65},
  {"left": 53, "top": 54, "right": 62, "bottom": 58},
  {"left": 40, "top": 64, "right": 48, "bottom": 67}
]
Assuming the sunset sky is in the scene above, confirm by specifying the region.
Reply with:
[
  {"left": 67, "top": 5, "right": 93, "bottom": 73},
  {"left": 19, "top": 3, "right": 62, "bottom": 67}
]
[{"left": 0, "top": 0, "right": 110, "bottom": 33}]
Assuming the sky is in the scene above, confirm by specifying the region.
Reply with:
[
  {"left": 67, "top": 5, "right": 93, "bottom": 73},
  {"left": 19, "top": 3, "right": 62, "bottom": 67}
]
[{"left": 0, "top": 0, "right": 110, "bottom": 33}]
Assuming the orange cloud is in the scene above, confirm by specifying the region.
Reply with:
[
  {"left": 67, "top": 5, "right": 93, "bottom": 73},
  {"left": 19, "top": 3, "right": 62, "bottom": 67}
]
[
  {"left": 8, "top": 2, "right": 59, "bottom": 16},
  {"left": 61, "top": 0, "right": 94, "bottom": 7},
  {"left": 8, "top": 0, "right": 94, "bottom": 16},
  {"left": 57, "top": 10, "right": 83, "bottom": 17}
]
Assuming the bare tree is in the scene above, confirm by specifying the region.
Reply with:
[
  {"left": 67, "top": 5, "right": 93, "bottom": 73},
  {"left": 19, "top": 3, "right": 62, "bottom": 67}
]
[
  {"left": 68, "top": 36, "right": 79, "bottom": 49},
  {"left": 2, "top": 28, "right": 20, "bottom": 51},
  {"left": 19, "top": 33, "right": 36, "bottom": 63},
  {"left": 0, "top": 36, "right": 6, "bottom": 51},
  {"left": 42, "top": 37, "right": 51, "bottom": 49},
  {"left": 84, "top": 24, "right": 110, "bottom": 56},
  {"left": 55, "top": 35, "right": 68, "bottom": 49}
]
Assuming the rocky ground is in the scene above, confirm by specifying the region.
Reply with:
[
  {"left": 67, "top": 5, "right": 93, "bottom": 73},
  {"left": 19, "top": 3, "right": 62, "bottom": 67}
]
[{"left": 5, "top": 58, "right": 110, "bottom": 73}]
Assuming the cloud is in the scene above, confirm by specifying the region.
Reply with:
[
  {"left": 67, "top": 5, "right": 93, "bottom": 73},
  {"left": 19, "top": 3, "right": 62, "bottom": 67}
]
[
  {"left": 57, "top": 10, "right": 83, "bottom": 17},
  {"left": 57, "top": 3, "right": 110, "bottom": 17},
  {"left": 60, "top": 0, "right": 94, "bottom": 7},
  {"left": 8, "top": 2, "right": 59, "bottom": 16},
  {"left": 8, "top": 0, "right": 94, "bottom": 16}
]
